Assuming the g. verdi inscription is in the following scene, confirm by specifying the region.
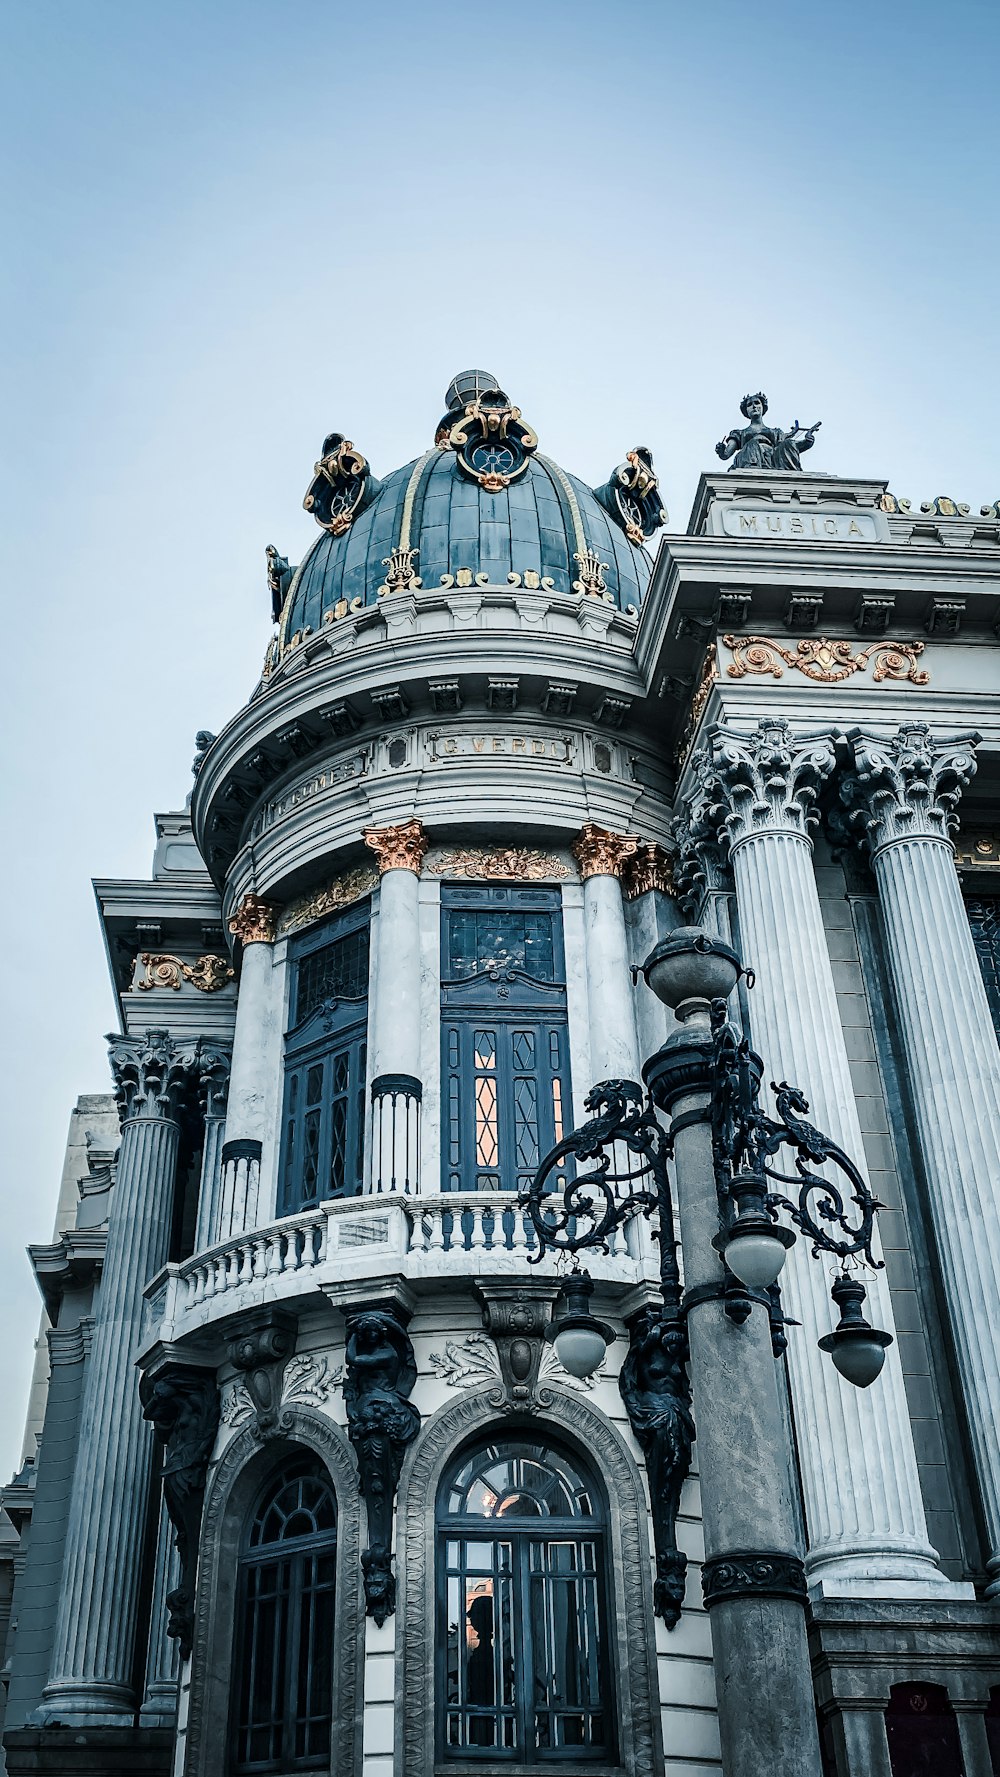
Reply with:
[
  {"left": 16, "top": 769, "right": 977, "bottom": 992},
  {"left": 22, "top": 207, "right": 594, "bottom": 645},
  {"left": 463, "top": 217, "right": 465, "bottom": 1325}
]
[
  {"left": 426, "top": 730, "right": 573, "bottom": 763},
  {"left": 720, "top": 507, "right": 880, "bottom": 542},
  {"left": 252, "top": 728, "right": 577, "bottom": 838}
]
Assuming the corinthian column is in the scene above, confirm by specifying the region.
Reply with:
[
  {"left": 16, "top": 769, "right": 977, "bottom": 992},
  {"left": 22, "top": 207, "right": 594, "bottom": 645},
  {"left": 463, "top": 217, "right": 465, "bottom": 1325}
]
[
  {"left": 364, "top": 820, "right": 428, "bottom": 1193},
  {"left": 571, "top": 825, "right": 642, "bottom": 1082},
  {"left": 218, "top": 895, "right": 280, "bottom": 1239},
  {"left": 39, "top": 1032, "right": 188, "bottom": 1723},
  {"left": 841, "top": 722, "right": 1000, "bottom": 1590},
  {"left": 685, "top": 718, "right": 945, "bottom": 1596}
]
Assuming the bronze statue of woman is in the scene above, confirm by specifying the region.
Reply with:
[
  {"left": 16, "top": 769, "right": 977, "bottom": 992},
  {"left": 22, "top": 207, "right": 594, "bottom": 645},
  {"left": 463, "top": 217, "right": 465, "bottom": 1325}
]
[{"left": 716, "top": 392, "right": 820, "bottom": 471}]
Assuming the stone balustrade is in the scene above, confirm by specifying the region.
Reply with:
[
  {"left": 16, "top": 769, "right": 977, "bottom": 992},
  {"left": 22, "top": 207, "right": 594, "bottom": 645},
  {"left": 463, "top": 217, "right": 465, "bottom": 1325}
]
[{"left": 142, "top": 1192, "right": 657, "bottom": 1356}]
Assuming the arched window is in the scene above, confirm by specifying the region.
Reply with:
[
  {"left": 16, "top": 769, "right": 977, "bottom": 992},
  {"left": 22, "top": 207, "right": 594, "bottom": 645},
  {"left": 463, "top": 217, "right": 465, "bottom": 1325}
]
[
  {"left": 279, "top": 904, "right": 370, "bottom": 1214},
  {"left": 231, "top": 1455, "right": 337, "bottom": 1774},
  {"left": 437, "top": 1436, "right": 613, "bottom": 1764},
  {"left": 441, "top": 886, "right": 572, "bottom": 1193}
]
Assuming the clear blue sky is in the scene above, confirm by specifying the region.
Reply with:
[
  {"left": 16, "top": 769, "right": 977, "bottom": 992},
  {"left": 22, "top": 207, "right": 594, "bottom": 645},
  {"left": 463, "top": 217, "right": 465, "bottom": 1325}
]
[{"left": 1, "top": 0, "right": 997, "bottom": 1476}]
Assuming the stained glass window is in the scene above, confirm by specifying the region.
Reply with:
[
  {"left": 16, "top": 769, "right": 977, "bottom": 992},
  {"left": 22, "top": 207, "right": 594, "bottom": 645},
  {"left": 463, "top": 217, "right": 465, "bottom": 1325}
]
[
  {"left": 231, "top": 1457, "right": 337, "bottom": 1774},
  {"left": 440, "top": 888, "right": 571, "bottom": 1194},
  {"left": 437, "top": 1439, "right": 612, "bottom": 1764},
  {"left": 280, "top": 907, "right": 370, "bottom": 1214}
]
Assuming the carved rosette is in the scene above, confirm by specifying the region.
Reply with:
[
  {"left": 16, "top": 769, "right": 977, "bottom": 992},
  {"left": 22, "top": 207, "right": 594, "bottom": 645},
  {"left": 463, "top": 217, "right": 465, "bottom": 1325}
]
[
  {"left": 228, "top": 894, "right": 278, "bottom": 946},
  {"left": 108, "top": 1030, "right": 189, "bottom": 1124},
  {"left": 840, "top": 723, "right": 979, "bottom": 857},
  {"left": 687, "top": 718, "right": 836, "bottom": 855},
  {"left": 621, "top": 843, "right": 674, "bottom": 900},
  {"left": 363, "top": 818, "right": 429, "bottom": 875},
  {"left": 571, "top": 823, "right": 640, "bottom": 880}
]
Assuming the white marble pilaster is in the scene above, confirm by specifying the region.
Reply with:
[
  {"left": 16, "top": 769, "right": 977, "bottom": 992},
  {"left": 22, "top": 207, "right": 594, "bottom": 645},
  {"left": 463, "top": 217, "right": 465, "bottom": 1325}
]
[
  {"left": 39, "top": 1033, "right": 187, "bottom": 1724},
  {"left": 192, "top": 1044, "right": 231, "bottom": 1252},
  {"left": 687, "top": 719, "right": 950, "bottom": 1598},
  {"left": 571, "top": 825, "right": 642, "bottom": 1083},
  {"left": 364, "top": 820, "right": 427, "bottom": 1193},
  {"left": 843, "top": 723, "right": 1000, "bottom": 1591},
  {"left": 216, "top": 895, "right": 282, "bottom": 1239}
]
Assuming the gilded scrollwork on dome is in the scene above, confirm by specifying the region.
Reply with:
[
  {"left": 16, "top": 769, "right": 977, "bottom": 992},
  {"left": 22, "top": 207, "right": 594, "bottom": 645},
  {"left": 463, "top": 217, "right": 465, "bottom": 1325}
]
[
  {"left": 595, "top": 446, "right": 667, "bottom": 545},
  {"left": 303, "top": 433, "right": 379, "bottom": 535},
  {"left": 448, "top": 386, "right": 539, "bottom": 492}
]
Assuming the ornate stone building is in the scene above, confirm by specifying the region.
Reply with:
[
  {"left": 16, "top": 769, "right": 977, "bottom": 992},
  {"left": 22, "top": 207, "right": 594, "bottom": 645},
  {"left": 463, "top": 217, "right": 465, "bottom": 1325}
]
[{"left": 3, "top": 375, "right": 1000, "bottom": 1777}]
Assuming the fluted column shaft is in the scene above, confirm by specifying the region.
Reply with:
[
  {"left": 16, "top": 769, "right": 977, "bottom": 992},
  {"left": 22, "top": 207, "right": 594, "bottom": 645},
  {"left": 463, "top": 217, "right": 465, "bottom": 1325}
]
[
  {"left": 843, "top": 723, "right": 1000, "bottom": 1588},
  {"left": 138, "top": 1500, "right": 180, "bottom": 1726},
  {"left": 40, "top": 1034, "right": 185, "bottom": 1723},
  {"left": 572, "top": 825, "right": 642, "bottom": 1082},
  {"left": 732, "top": 830, "right": 937, "bottom": 1587},
  {"left": 193, "top": 1108, "right": 228, "bottom": 1250},
  {"left": 685, "top": 719, "right": 944, "bottom": 1596}
]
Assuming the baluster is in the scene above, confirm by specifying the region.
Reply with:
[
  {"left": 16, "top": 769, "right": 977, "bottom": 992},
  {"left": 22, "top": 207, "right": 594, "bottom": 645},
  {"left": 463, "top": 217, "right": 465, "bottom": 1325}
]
[
  {"left": 251, "top": 1238, "right": 268, "bottom": 1282},
  {"left": 469, "top": 1203, "right": 487, "bottom": 1253},
  {"left": 236, "top": 1240, "right": 254, "bottom": 1287},
  {"left": 426, "top": 1204, "right": 445, "bottom": 1253},
  {"left": 265, "top": 1233, "right": 283, "bottom": 1278}
]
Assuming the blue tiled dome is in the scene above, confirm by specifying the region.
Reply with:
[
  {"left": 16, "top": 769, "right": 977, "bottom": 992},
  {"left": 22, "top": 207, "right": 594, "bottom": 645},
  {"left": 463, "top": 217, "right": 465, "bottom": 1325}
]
[{"left": 279, "top": 448, "right": 652, "bottom": 646}]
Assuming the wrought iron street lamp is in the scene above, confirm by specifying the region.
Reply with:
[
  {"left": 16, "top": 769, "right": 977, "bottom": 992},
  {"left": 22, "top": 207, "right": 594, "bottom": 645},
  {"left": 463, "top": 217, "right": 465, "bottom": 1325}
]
[
  {"left": 520, "top": 925, "right": 895, "bottom": 1777},
  {"left": 523, "top": 926, "right": 893, "bottom": 1390}
]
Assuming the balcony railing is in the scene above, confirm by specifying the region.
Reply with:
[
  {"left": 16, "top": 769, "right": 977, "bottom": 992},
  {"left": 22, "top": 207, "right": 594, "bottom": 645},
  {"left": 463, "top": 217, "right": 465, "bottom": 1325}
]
[{"left": 141, "top": 1190, "right": 659, "bottom": 1356}]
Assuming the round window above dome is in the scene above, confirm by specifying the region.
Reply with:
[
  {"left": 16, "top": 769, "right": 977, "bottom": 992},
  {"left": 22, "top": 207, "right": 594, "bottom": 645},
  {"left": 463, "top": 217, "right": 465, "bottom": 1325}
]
[{"left": 274, "top": 375, "right": 667, "bottom": 651}]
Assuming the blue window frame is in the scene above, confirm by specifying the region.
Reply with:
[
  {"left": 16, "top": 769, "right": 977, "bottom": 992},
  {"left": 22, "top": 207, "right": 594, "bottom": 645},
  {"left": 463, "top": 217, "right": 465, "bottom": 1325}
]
[
  {"left": 437, "top": 1437, "right": 614, "bottom": 1764},
  {"left": 440, "top": 887, "right": 571, "bottom": 1194},
  {"left": 279, "top": 905, "right": 370, "bottom": 1215},
  {"left": 231, "top": 1456, "right": 337, "bottom": 1774}
]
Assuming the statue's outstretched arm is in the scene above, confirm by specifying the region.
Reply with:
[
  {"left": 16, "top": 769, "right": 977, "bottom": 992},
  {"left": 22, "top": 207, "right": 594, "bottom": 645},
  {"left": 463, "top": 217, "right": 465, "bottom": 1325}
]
[{"left": 715, "top": 432, "right": 738, "bottom": 461}]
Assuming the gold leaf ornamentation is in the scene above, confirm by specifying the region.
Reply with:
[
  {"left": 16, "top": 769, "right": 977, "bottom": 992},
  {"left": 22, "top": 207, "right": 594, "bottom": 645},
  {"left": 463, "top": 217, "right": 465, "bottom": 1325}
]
[
  {"left": 228, "top": 895, "right": 279, "bottom": 946},
  {"left": 571, "top": 824, "right": 640, "bottom": 880},
  {"left": 377, "top": 544, "right": 422, "bottom": 597},
  {"left": 136, "top": 953, "right": 235, "bottom": 993},
  {"left": 722, "top": 635, "right": 929, "bottom": 687},
  {"left": 572, "top": 547, "right": 611, "bottom": 599},
  {"left": 278, "top": 866, "right": 379, "bottom": 937},
  {"left": 621, "top": 844, "right": 673, "bottom": 899},
  {"left": 363, "top": 818, "right": 429, "bottom": 875},
  {"left": 427, "top": 848, "right": 572, "bottom": 883}
]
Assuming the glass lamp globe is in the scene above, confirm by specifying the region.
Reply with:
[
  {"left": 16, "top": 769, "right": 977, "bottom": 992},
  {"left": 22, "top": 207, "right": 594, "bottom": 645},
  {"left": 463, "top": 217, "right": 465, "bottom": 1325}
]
[
  {"left": 818, "top": 1273, "right": 894, "bottom": 1389},
  {"left": 724, "top": 1226, "right": 790, "bottom": 1291},
  {"left": 553, "top": 1321, "right": 609, "bottom": 1380}
]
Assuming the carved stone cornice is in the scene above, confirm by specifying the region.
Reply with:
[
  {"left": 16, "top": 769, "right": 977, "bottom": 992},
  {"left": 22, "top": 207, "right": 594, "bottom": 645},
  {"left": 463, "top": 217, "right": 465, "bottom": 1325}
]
[
  {"left": 621, "top": 842, "right": 674, "bottom": 900},
  {"left": 571, "top": 823, "right": 640, "bottom": 880},
  {"left": 670, "top": 813, "right": 730, "bottom": 920},
  {"left": 840, "top": 723, "right": 980, "bottom": 857},
  {"left": 363, "top": 818, "right": 429, "bottom": 875},
  {"left": 228, "top": 893, "right": 278, "bottom": 946},
  {"left": 687, "top": 718, "right": 836, "bottom": 855},
  {"left": 107, "top": 1030, "right": 189, "bottom": 1125}
]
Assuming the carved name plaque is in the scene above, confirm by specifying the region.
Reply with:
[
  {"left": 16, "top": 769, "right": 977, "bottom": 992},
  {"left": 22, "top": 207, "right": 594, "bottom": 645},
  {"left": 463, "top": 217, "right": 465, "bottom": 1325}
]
[
  {"left": 251, "top": 749, "right": 369, "bottom": 838},
  {"left": 719, "top": 508, "right": 881, "bottom": 542},
  {"left": 427, "top": 731, "right": 574, "bottom": 763}
]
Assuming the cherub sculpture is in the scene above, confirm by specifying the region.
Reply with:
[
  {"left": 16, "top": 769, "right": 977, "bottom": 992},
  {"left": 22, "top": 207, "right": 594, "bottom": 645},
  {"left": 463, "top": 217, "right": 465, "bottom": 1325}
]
[
  {"left": 715, "top": 393, "right": 821, "bottom": 472},
  {"left": 619, "top": 1310, "right": 695, "bottom": 1626}
]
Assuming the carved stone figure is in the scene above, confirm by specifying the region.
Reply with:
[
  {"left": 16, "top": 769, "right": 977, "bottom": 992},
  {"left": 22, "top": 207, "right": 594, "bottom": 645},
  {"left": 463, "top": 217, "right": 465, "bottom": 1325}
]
[
  {"left": 191, "top": 731, "right": 216, "bottom": 779},
  {"left": 265, "top": 544, "right": 292, "bottom": 622},
  {"left": 619, "top": 1310, "right": 695, "bottom": 1627},
  {"left": 343, "top": 1309, "right": 420, "bottom": 1625},
  {"left": 140, "top": 1366, "right": 220, "bottom": 1659},
  {"left": 715, "top": 393, "right": 821, "bottom": 472}
]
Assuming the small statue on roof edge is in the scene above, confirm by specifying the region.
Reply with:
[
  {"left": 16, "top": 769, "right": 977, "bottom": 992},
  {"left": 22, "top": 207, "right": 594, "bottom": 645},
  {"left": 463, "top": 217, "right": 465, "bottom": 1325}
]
[{"left": 716, "top": 393, "right": 821, "bottom": 472}]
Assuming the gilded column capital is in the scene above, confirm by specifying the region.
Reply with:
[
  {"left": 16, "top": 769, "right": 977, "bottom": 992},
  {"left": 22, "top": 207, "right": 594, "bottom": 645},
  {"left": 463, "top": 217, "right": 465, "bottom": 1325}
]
[
  {"left": 107, "top": 1030, "right": 189, "bottom": 1125},
  {"left": 363, "top": 818, "right": 429, "bottom": 874},
  {"left": 687, "top": 717, "right": 836, "bottom": 854},
  {"left": 621, "top": 842, "right": 674, "bottom": 900},
  {"left": 228, "top": 894, "right": 278, "bottom": 945},
  {"left": 571, "top": 824, "right": 640, "bottom": 880},
  {"left": 840, "top": 722, "right": 980, "bottom": 856}
]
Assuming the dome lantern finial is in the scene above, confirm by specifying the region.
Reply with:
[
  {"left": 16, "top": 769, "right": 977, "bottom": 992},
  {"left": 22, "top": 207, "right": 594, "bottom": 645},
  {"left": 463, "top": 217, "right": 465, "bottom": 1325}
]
[{"left": 444, "top": 369, "right": 503, "bottom": 414}]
